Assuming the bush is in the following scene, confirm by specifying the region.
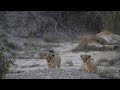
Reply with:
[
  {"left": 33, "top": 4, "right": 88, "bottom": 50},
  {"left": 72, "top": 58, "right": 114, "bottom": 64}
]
[
  {"left": 98, "top": 67, "right": 119, "bottom": 79},
  {"left": 0, "top": 33, "right": 21, "bottom": 51},
  {"left": 0, "top": 50, "right": 15, "bottom": 79},
  {"left": 96, "top": 58, "right": 120, "bottom": 79},
  {"left": 28, "top": 31, "right": 37, "bottom": 37},
  {"left": 0, "top": 32, "right": 15, "bottom": 79},
  {"left": 43, "top": 33, "right": 59, "bottom": 43},
  {"left": 6, "top": 42, "right": 17, "bottom": 50},
  {"left": 6, "top": 41, "right": 22, "bottom": 51},
  {"left": 95, "top": 59, "right": 113, "bottom": 67}
]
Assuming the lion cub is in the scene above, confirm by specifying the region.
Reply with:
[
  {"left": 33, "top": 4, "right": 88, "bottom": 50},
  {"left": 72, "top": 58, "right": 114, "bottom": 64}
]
[
  {"left": 81, "top": 54, "right": 97, "bottom": 73},
  {"left": 43, "top": 51, "right": 61, "bottom": 68}
]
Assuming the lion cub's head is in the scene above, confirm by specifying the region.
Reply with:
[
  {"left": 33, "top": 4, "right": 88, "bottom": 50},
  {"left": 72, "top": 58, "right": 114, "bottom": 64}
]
[
  {"left": 43, "top": 51, "right": 54, "bottom": 63},
  {"left": 81, "top": 54, "right": 91, "bottom": 63}
]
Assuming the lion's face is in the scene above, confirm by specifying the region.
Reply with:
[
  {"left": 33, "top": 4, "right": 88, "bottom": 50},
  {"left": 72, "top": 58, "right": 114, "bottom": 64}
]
[
  {"left": 43, "top": 51, "right": 54, "bottom": 62},
  {"left": 81, "top": 54, "right": 91, "bottom": 63}
]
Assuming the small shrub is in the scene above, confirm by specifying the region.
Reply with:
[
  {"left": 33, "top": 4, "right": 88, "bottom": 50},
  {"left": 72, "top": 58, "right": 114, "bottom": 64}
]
[
  {"left": 98, "top": 69, "right": 119, "bottom": 79},
  {"left": 0, "top": 51, "right": 15, "bottom": 79},
  {"left": 24, "top": 42, "right": 35, "bottom": 47},
  {"left": 97, "top": 58, "right": 120, "bottom": 79},
  {"left": 0, "top": 32, "right": 16, "bottom": 79},
  {"left": 6, "top": 42, "right": 21, "bottom": 50},
  {"left": 109, "top": 60, "right": 115, "bottom": 66},
  {"left": 23, "top": 42, "right": 28, "bottom": 46},
  {"left": 96, "top": 59, "right": 112, "bottom": 67},
  {"left": 43, "top": 33, "right": 59, "bottom": 43},
  {"left": 29, "top": 32, "right": 37, "bottom": 37},
  {"left": 96, "top": 58, "right": 117, "bottom": 67},
  {"left": 1, "top": 33, "right": 21, "bottom": 51},
  {"left": 7, "top": 42, "right": 16, "bottom": 49}
]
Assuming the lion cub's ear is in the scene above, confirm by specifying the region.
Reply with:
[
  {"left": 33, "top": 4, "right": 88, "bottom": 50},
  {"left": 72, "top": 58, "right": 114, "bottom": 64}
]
[
  {"left": 88, "top": 55, "right": 91, "bottom": 59},
  {"left": 81, "top": 55, "right": 83, "bottom": 58},
  {"left": 91, "top": 58, "right": 93, "bottom": 61},
  {"left": 49, "top": 50, "right": 54, "bottom": 53},
  {"left": 52, "top": 54, "right": 55, "bottom": 57},
  {"left": 43, "top": 53, "right": 46, "bottom": 57}
]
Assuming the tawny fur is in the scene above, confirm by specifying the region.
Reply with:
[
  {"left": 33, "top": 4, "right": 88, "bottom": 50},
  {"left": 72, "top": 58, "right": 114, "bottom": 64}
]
[
  {"left": 96, "top": 30, "right": 113, "bottom": 43},
  {"left": 81, "top": 54, "right": 97, "bottom": 73},
  {"left": 72, "top": 35, "right": 108, "bottom": 51},
  {"left": 44, "top": 51, "right": 61, "bottom": 68},
  {"left": 72, "top": 30, "right": 120, "bottom": 51}
]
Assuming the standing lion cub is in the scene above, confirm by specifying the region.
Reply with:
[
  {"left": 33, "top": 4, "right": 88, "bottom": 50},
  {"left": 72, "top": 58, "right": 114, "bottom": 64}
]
[
  {"left": 43, "top": 51, "right": 61, "bottom": 68},
  {"left": 81, "top": 54, "right": 97, "bottom": 73}
]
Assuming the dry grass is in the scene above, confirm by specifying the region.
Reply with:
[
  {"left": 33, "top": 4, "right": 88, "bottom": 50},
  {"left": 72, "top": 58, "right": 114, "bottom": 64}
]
[
  {"left": 43, "top": 33, "right": 60, "bottom": 43},
  {"left": 99, "top": 70, "right": 116, "bottom": 79},
  {"left": 98, "top": 68, "right": 120, "bottom": 79},
  {"left": 43, "top": 32, "right": 71, "bottom": 43},
  {"left": 95, "top": 59, "right": 114, "bottom": 67},
  {"left": 96, "top": 58, "right": 120, "bottom": 79}
]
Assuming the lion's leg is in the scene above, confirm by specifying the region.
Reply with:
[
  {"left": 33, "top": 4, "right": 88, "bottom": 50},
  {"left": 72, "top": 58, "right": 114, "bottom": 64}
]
[
  {"left": 47, "top": 63, "right": 51, "bottom": 68},
  {"left": 86, "top": 67, "right": 91, "bottom": 73},
  {"left": 49, "top": 63, "right": 56, "bottom": 68},
  {"left": 57, "top": 60, "right": 61, "bottom": 68},
  {"left": 49, "top": 65, "right": 56, "bottom": 68},
  {"left": 100, "top": 45, "right": 105, "bottom": 51},
  {"left": 80, "top": 65, "right": 85, "bottom": 72},
  {"left": 49, "top": 59, "right": 56, "bottom": 68},
  {"left": 57, "top": 63, "right": 61, "bottom": 68}
]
